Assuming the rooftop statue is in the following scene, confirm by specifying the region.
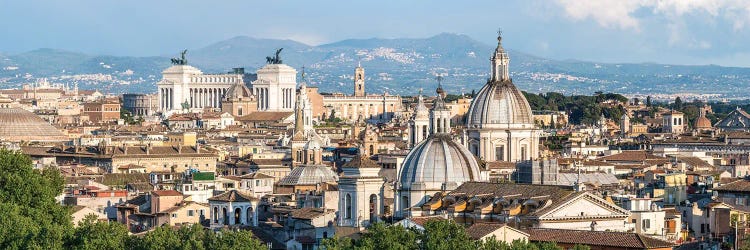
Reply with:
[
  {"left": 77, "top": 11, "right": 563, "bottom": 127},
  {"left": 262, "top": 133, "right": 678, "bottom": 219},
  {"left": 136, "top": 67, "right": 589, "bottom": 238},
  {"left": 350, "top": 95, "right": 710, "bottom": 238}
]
[
  {"left": 170, "top": 49, "right": 188, "bottom": 65},
  {"left": 266, "top": 48, "right": 284, "bottom": 64}
]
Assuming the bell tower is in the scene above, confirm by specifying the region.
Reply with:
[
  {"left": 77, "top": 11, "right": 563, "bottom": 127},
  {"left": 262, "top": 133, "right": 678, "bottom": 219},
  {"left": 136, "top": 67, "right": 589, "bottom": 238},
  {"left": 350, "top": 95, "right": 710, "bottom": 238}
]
[{"left": 354, "top": 63, "right": 365, "bottom": 97}]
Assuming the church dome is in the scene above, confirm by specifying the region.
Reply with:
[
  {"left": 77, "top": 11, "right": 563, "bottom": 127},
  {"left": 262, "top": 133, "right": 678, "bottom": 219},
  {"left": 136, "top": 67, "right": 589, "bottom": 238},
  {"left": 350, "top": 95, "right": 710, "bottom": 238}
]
[
  {"left": 0, "top": 105, "right": 68, "bottom": 142},
  {"left": 695, "top": 116, "right": 712, "bottom": 129},
  {"left": 278, "top": 165, "right": 338, "bottom": 186},
  {"left": 398, "top": 134, "right": 481, "bottom": 191},
  {"left": 466, "top": 81, "right": 534, "bottom": 127},
  {"left": 225, "top": 82, "right": 254, "bottom": 100}
]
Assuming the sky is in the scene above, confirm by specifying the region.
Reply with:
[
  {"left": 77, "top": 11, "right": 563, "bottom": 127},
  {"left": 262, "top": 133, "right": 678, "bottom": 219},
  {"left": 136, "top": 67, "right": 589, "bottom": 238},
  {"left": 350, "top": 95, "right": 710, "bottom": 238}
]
[{"left": 2, "top": 0, "right": 750, "bottom": 66}]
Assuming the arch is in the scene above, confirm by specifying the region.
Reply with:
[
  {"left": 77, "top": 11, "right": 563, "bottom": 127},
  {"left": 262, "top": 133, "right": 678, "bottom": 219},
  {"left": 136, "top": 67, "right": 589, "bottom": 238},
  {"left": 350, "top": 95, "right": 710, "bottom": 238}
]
[
  {"left": 345, "top": 194, "right": 353, "bottom": 219},
  {"left": 222, "top": 207, "right": 228, "bottom": 225},
  {"left": 213, "top": 206, "right": 218, "bottom": 223},
  {"left": 369, "top": 194, "right": 378, "bottom": 223},
  {"left": 234, "top": 207, "right": 241, "bottom": 225}
]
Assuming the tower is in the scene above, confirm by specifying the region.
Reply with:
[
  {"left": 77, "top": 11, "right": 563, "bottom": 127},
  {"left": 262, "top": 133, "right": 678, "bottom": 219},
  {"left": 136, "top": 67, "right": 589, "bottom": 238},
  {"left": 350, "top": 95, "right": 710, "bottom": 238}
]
[
  {"left": 431, "top": 77, "right": 452, "bottom": 134},
  {"left": 338, "top": 150, "right": 384, "bottom": 228},
  {"left": 354, "top": 63, "right": 365, "bottom": 97},
  {"left": 491, "top": 30, "right": 511, "bottom": 82},
  {"left": 620, "top": 114, "right": 631, "bottom": 136},
  {"left": 408, "top": 90, "right": 430, "bottom": 148}
]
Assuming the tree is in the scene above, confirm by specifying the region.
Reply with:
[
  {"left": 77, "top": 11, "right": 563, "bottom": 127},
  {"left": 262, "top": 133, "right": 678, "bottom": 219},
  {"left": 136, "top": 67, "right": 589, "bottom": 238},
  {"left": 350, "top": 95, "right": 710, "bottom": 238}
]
[
  {"left": 0, "top": 149, "right": 71, "bottom": 250},
  {"left": 646, "top": 96, "right": 652, "bottom": 107},
  {"left": 674, "top": 96, "right": 683, "bottom": 110},
  {"left": 68, "top": 215, "right": 130, "bottom": 250},
  {"left": 420, "top": 220, "right": 477, "bottom": 250}
]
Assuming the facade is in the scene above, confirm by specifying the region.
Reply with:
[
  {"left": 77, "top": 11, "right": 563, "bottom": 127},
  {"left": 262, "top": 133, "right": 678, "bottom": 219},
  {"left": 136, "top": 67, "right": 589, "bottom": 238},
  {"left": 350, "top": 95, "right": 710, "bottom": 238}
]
[
  {"left": 82, "top": 98, "right": 121, "bottom": 124},
  {"left": 338, "top": 154, "right": 385, "bottom": 228},
  {"left": 662, "top": 111, "right": 685, "bottom": 134},
  {"left": 122, "top": 93, "right": 158, "bottom": 116},
  {"left": 465, "top": 33, "right": 540, "bottom": 162},
  {"left": 221, "top": 80, "right": 257, "bottom": 117},
  {"left": 156, "top": 61, "right": 244, "bottom": 114},
  {"left": 320, "top": 66, "right": 403, "bottom": 123},
  {"left": 208, "top": 190, "right": 260, "bottom": 228},
  {"left": 252, "top": 63, "right": 297, "bottom": 112}
]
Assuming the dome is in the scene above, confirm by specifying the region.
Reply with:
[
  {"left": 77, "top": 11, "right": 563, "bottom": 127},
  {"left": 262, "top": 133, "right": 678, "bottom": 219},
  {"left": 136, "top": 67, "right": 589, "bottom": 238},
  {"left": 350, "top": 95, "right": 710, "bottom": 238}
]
[
  {"left": 225, "top": 82, "right": 254, "bottom": 100},
  {"left": 695, "top": 116, "right": 712, "bottom": 129},
  {"left": 0, "top": 107, "right": 68, "bottom": 142},
  {"left": 278, "top": 165, "right": 338, "bottom": 186},
  {"left": 398, "top": 134, "right": 481, "bottom": 191},
  {"left": 466, "top": 81, "right": 534, "bottom": 127}
]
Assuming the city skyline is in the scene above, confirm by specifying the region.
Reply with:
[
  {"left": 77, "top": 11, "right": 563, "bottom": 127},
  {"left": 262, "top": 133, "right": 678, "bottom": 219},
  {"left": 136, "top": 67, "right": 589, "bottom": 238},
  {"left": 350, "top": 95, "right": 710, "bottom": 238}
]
[{"left": 2, "top": 0, "right": 750, "bottom": 67}]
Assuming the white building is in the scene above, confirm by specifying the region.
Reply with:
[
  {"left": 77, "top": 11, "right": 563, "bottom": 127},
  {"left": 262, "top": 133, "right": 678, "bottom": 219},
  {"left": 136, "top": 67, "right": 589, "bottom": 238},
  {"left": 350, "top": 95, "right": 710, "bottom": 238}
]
[
  {"left": 208, "top": 190, "right": 260, "bottom": 228},
  {"left": 157, "top": 61, "right": 243, "bottom": 114},
  {"left": 465, "top": 33, "right": 540, "bottom": 162},
  {"left": 624, "top": 198, "right": 666, "bottom": 236},
  {"left": 338, "top": 154, "right": 385, "bottom": 228},
  {"left": 252, "top": 63, "right": 297, "bottom": 112}
]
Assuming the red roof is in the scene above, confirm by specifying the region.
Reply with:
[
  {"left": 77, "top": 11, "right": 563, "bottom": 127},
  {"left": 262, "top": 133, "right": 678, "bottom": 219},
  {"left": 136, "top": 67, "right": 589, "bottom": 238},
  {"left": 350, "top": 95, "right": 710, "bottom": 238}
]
[{"left": 152, "top": 190, "right": 182, "bottom": 196}]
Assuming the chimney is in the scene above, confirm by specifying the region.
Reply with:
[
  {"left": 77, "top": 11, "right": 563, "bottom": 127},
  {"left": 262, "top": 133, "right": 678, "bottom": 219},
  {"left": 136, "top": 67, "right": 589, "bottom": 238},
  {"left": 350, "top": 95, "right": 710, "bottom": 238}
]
[
  {"left": 177, "top": 145, "right": 182, "bottom": 154},
  {"left": 146, "top": 144, "right": 151, "bottom": 155}
]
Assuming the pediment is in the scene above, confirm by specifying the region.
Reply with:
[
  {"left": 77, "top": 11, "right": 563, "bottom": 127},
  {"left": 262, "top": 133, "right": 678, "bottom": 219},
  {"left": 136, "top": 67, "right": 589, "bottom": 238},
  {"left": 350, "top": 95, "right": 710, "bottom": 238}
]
[{"left": 537, "top": 192, "right": 630, "bottom": 220}]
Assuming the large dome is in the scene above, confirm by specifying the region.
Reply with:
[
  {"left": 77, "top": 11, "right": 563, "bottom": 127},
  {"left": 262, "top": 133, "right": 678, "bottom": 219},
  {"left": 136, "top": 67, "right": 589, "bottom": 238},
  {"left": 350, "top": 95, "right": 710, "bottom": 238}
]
[
  {"left": 466, "top": 80, "right": 534, "bottom": 127},
  {"left": 695, "top": 116, "right": 712, "bottom": 129},
  {"left": 398, "top": 134, "right": 481, "bottom": 191},
  {"left": 225, "top": 82, "right": 254, "bottom": 100},
  {"left": 278, "top": 165, "right": 338, "bottom": 186},
  {"left": 0, "top": 107, "right": 68, "bottom": 142}
]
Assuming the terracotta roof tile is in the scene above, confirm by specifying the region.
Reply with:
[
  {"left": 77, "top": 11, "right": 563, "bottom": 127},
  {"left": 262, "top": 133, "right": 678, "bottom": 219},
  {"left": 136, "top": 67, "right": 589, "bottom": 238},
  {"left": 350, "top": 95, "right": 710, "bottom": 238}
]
[
  {"left": 289, "top": 207, "right": 335, "bottom": 220},
  {"left": 526, "top": 228, "right": 674, "bottom": 249}
]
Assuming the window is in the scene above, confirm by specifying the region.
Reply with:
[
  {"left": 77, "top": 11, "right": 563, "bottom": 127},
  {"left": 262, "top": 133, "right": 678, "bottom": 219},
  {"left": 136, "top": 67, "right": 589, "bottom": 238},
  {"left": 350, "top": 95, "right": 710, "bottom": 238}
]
[
  {"left": 345, "top": 194, "right": 353, "bottom": 219},
  {"left": 643, "top": 219, "right": 650, "bottom": 229},
  {"left": 495, "top": 146, "right": 505, "bottom": 161},
  {"left": 255, "top": 180, "right": 260, "bottom": 186},
  {"left": 188, "top": 210, "right": 194, "bottom": 217},
  {"left": 172, "top": 213, "right": 177, "bottom": 218}
]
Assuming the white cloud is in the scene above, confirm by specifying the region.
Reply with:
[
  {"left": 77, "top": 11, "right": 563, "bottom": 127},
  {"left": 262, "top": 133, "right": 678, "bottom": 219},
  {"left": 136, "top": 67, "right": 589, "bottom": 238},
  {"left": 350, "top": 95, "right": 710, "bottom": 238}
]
[
  {"left": 555, "top": 0, "right": 750, "bottom": 31},
  {"left": 554, "top": 0, "right": 750, "bottom": 48},
  {"left": 556, "top": 0, "right": 645, "bottom": 30}
]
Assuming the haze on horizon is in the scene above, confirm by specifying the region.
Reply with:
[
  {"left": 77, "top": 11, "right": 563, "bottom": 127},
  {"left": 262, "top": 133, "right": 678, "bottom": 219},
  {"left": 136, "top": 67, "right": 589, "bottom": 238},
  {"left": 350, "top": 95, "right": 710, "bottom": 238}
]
[{"left": 2, "top": 0, "right": 750, "bottom": 67}]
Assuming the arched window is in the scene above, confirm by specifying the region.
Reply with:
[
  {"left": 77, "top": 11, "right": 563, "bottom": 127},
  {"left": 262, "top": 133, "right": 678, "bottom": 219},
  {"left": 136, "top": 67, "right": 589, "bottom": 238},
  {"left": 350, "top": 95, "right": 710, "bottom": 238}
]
[
  {"left": 238, "top": 107, "right": 243, "bottom": 116},
  {"left": 345, "top": 194, "right": 352, "bottom": 219},
  {"left": 213, "top": 207, "right": 218, "bottom": 223},
  {"left": 235, "top": 207, "right": 241, "bottom": 225},
  {"left": 222, "top": 207, "right": 228, "bottom": 225}
]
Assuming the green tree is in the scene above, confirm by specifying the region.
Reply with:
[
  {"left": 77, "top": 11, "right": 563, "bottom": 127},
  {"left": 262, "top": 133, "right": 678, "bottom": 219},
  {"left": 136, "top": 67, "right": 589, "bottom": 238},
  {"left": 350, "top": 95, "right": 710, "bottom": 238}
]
[
  {"left": 68, "top": 215, "right": 130, "bottom": 250},
  {"left": 0, "top": 149, "right": 71, "bottom": 250},
  {"left": 420, "top": 220, "right": 477, "bottom": 250},
  {"left": 646, "top": 96, "right": 652, "bottom": 107},
  {"left": 320, "top": 236, "right": 354, "bottom": 250},
  {"left": 204, "top": 228, "right": 265, "bottom": 250}
]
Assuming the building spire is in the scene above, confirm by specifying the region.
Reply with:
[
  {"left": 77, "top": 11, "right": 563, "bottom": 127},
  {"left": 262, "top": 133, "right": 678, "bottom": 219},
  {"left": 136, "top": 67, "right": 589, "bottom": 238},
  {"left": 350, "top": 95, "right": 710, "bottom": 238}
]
[{"left": 491, "top": 29, "right": 510, "bottom": 82}]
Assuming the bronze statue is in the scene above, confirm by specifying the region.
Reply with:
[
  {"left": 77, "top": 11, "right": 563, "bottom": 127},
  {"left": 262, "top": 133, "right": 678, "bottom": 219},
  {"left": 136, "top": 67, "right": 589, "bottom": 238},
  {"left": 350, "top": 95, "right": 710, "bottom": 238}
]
[
  {"left": 170, "top": 49, "right": 188, "bottom": 65},
  {"left": 265, "top": 48, "right": 284, "bottom": 64}
]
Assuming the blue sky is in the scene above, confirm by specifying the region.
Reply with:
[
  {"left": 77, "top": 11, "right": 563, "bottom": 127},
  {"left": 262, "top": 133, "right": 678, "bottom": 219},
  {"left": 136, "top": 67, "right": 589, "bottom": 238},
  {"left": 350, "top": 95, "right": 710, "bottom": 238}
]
[{"left": 2, "top": 0, "right": 750, "bottom": 66}]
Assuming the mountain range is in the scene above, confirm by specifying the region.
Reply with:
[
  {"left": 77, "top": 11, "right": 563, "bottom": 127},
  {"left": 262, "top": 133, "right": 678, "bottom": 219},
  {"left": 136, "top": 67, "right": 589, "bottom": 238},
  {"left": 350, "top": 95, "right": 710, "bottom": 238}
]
[{"left": 2, "top": 33, "right": 749, "bottom": 99}]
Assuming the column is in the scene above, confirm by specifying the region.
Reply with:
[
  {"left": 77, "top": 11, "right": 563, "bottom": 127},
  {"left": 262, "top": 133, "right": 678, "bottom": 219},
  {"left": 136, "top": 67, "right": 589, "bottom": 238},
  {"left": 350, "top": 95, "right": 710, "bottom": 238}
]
[{"left": 159, "top": 88, "right": 163, "bottom": 111}]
